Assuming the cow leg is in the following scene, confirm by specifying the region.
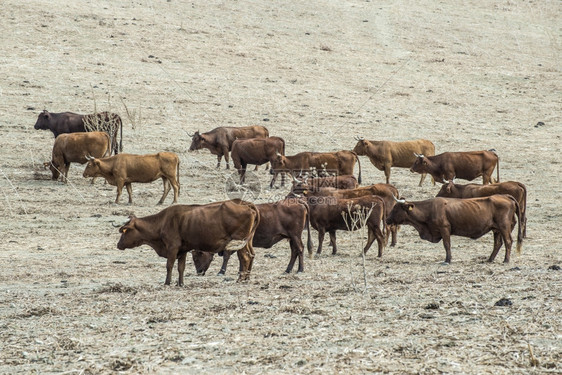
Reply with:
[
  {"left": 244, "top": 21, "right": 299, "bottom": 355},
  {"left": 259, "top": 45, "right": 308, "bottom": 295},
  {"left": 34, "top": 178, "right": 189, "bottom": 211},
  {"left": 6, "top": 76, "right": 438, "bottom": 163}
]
[
  {"left": 280, "top": 171, "right": 286, "bottom": 187},
  {"left": 239, "top": 162, "right": 247, "bottom": 184},
  {"left": 236, "top": 245, "right": 253, "bottom": 282},
  {"left": 418, "top": 173, "right": 426, "bottom": 187},
  {"left": 115, "top": 181, "right": 125, "bottom": 204},
  {"left": 253, "top": 164, "right": 259, "bottom": 171},
  {"left": 317, "top": 229, "right": 326, "bottom": 255},
  {"left": 501, "top": 228, "right": 513, "bottom": 263},
  {"left": 218, "top": 251, "right": 231, "bottom": 275},
  {"left": 441, "top": 228, "right": 452, "bottom": 263},
  {"left": 63, "top": 163, "right": 70, "bottom": 183},
  {"left": 265, "top": 162, "right": 270, "bottom": 171},
  {"left": 222, "top": 147, "right": 230, "bottom": 169},
  {"left": 165, "top": 256, "right": 176, "bottom": 285},
  {"left": 216, "top": 155, "right": 222, "bottom": 169},
  {"left": 269, "top": 173, "right": 277, "bottom": 188},
  {"left": 388, "top": 224, "right": 398, "bottom": 247},
  {"left": 158, "top": 177, "right": 171, "bottom": 205},
  {"left": 364, "top": 227, "right": 376, "bottom": 255},
  {"left": 125, "top": 183, "right": 133, "bottom": 204},
  {"left": 177, "top": 252, "right": 187, "bottom": 287},
  {"left": 329, "top": 230, "right": 338, "bottom": 255},
  {"left": 384, "top": 165, "right": 391, "bottom": 184},
  {"left": 488, "top": 231, "right": 503, "bottom": 262},
  {"left": 287, "top": 237, "right": 304, "bottom": 273},
  {"left": 170, "top": 177, "right": 180, "bottom": 204}
]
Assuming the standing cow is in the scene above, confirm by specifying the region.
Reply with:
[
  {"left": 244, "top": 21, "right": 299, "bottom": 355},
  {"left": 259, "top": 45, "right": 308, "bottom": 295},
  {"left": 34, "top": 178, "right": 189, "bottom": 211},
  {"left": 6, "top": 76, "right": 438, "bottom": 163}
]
[
  {"left": 270, "top": 150, "right": 362, "bottom": 184},
  {"left": 83, "top": 152, "right": 180, "bottom": 205},
  {"left": 353, "top": 138, "right": 435, "bottom": 186},
  {"left": 116, "top": 199, "right": 260, "bottom": 285},
  {"left": 386, "top": 195, "right": 522, "bottom": 263},
  {"left": 231, "top": 136, "right": 286, "bottom": 187},
  {"left": 410, "top": 150, "right": 499, "bottom": 184},
  {"left": 436, "top": 180, "right": 528, "bottom": 238},
  {"left": 46, "top": 131, "right": 110, "bottom": 182},
  {"left": 34, "top": 110, "right": 123, "bottom": 155},
  {"left": 192, "top": 198, "right": 312, "bottom": 275},
  {"left": 188, "top": 126, "right": 269, "bottom": 169}
]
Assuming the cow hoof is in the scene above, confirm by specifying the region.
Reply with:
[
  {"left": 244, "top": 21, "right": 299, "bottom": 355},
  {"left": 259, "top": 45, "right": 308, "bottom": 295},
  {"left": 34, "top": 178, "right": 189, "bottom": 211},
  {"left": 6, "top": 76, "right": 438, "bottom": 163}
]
[{"left": 440, "top": 261, "right": 450, "bottom": 266}]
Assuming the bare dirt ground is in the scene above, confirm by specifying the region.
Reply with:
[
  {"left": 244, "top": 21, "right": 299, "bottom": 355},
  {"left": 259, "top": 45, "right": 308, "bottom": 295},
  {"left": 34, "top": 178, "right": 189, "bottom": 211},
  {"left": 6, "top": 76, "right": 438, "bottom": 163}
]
[{"left": 1, "top": 0, "right": 560, "bottom": 373}]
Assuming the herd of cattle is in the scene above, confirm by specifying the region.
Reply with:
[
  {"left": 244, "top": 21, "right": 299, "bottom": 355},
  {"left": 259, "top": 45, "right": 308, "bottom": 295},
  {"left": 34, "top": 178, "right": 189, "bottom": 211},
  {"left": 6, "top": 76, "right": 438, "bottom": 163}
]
[{"left": 34, "top": 110, "right": 527, "bottom": 285}]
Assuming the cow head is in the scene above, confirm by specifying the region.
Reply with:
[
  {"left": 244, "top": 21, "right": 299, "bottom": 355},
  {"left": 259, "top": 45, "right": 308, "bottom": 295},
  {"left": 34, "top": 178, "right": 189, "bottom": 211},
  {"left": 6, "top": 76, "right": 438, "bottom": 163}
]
[
  {"left": 352, "top": 137, "right": 368, "bottom": 155},
  {"left": 435, "top": 180, "right": 456, "bottom": 197},
  {"left": 410, "top": 153, "right": 430, "bottom": 174},
  {"left": 83, "top": 158, "right": 102, "bottom": 178},
  {"left": 386, "top": 197, "right": 414, "bottom": 226},
  {"left": 290, "top": 175, "right": 310, "bottom": 195},
  {"left": 34, "top": 110, "right": 51, "bottom": 130},
  {"left": 270, "top": 152, "right": 288, "bottom": 173},
  {"left": 45, "top": 160, "right": 61, "bottom": 180},
  {"left": 191, "top": 251, "right": 215, "bottom": 275},
  {"left": 117, "top": 215, "right": 144, "bottom": 250},
  {"left": 188, "top": 131, "right": 207, "bottom": 151}
]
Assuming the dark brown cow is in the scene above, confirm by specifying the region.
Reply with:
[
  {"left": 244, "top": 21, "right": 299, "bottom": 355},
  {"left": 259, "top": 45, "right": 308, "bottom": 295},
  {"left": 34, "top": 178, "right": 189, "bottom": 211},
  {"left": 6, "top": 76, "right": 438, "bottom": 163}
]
[
  {"left": 306, "top": 195, "right": 386, "bottom": 257},
  {"left": 34, "top": 110, "right": 123, "bottom": 155},
  {"left": 353, "top": 138, "right": 436, "bottom": 186},
  {"left": 231, "top": 136, "right": 286, "bottom": 187},
  {"left": 45, "top": 131, "right": 110, "bottom": 182},
  {"left": 270, "top": 150, "right": 362, "bottom": 184},
  {"left": 188, "top": 126, "right": 269, "bottom": 169},
  {"left": 83, "top": 152, "right": 180, "bottom": 204},
  {"left": 291, "top": 174, "right": 359, "bottom": 195},
  {"left": 191, "top": 198, "right": 312, "bottom": 275},
  {"left": 436, "top": 180, "right": 528, "bottom": 238},
  {"left": 306, "top": 184, "right": 400, "bottom": 247},
  {"left": 116, "top": 199, "right": 260, "bottom": 285},
  {"left": 386, "top": 195, "right": 522, "bottom": 263},
  {"left": 410, "top": 150, "right": 499, "bottom": 185}
]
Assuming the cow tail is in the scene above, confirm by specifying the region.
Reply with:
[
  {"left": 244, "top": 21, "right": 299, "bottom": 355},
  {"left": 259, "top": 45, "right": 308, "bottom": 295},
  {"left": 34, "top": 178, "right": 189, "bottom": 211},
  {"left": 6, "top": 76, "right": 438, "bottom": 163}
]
[
  {"left": 380, "top": 198, "right": 387, "bottom": 241},
  {"left": 176, "top": 156, "right": 180, "bottom": 185},
  {"left": 304, "top": 201, "right": 313, "bottom": 256},
  {"left": 119, "top": 115, "right": 123, "bottom": 153},
  {"left": 519, "top": 182, "right": 527, "bottom": 238},
  {"left": 496, "top": 154, "right": 500, "bottom": 183},
  {"left": 352, "top": 151, "right": 362, "bottom": 184},
  {"left": 104, "top": 133, "right": 111, "bottom": 157},
  {"left": 514, "top": 198, "right": 522, "bottom": 255}
]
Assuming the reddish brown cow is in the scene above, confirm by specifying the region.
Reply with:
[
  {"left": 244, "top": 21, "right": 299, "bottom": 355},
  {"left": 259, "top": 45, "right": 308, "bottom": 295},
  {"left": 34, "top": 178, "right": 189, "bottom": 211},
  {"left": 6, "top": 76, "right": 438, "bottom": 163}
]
[
  {"left": 34, "top": 110, "right": 123, "bottom": 155},
  {"left": 83, "top": 152, "right": 180, "bottom": 204},
  {"left": 410, "top": 150, "right": 499, "bottom": 184},
  {"left": 188, "top": 126, "right": 269, "bottom": 169},
  {"left": 231, "top": 136, "right": 286, "bottom": 186},
  {"left": 386, "top": 195, "right": 522, "bottom": 263},
  {"left": 291, "top": 174, "right": 359, "bottom": 195},
  {"left": 436, "top": 180, "right": 528, "bottom": 237},
  {"left": 306, "top": 195, "right": 386, "bottom": 257},
  {"left": 191, "top": 198, "right": 312, "bottom": 275},
  {"left": 307, "top": 184, "right": 400, "bottom": 247},
  {"left": 270, "top": 150, "right": 362, "bottom": 184},
  {"left": 353, "top": 138, "right": 435, "bottom": 186},
  {"left": 45, "top": 131, "right": 110, "bottom": 182},
  {"left": 116, "top": 199, "right": 260, "bottom": 285}
]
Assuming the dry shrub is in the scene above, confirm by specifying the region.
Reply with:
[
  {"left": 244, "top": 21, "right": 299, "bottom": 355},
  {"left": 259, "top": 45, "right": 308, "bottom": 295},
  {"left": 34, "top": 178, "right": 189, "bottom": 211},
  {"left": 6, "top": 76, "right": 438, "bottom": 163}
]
[
  {"left": 96, "top": 283, "right": 138, "bottom": 294},
  {"left": 18, "top": 306, "right": 58, "bottom": 318}
]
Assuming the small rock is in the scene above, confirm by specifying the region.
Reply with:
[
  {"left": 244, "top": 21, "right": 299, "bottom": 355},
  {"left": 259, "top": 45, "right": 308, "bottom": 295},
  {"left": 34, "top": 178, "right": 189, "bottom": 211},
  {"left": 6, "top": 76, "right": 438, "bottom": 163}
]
[
  {"left": 548, "top": 265, "right": 560, "bottom": 271},
  {"left": 509, "top": 267, "right": 521, "bottom": 271},
  {"left": 535, "top": 121, "right": 545, "bottom": 128},
  {"left": 425, "top": 302, "right": 440, "bottom": 310},
  {"left": 494, "top": 298, "right": 512, "bottom": 307}
]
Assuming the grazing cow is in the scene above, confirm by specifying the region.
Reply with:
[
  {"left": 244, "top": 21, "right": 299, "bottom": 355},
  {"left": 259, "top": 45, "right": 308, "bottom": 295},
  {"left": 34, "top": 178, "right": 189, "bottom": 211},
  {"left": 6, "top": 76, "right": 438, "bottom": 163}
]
[
  {"left": 45, "top": 131, "right": 110, "bottom": 182},
  {"left": 116, "top": 199, "right": 260, "bottom": 285},
  {"left": 188, "top": 126, "right": 269, "bottom": 169},
  {"left": 191, "top": 198, "right": 312, "bottom": 275},
  {"left": 410, "top": 150, "right": 499, "bottom": 184},
  {"left": 304, "top": 184, "right": 400, "bottom": 247},
  {"left": 231, "top": 136, "right": 286, "bottom": 186},
  {"left": 436, "top": 180, "right": 528, "bottom": 238},
  {"left": 353, "top": 138, "right": 436, "bottom": 186},
  {"left": 270, "top": 150, "right": 362, "bottom": 184},
  {"left": 306, "top": 195, "right": 386, "bottom": 257},
  {"left": 34, "top": 110, "right": 123, "bottom": 155},
  {"left": 291, "top": 174, "right": 359, "bottom": 195},
  {"left": 83, "top": 152, "right": 180, "bottom": 204},
  {"left": 386, "top": 195, "right": 522, "bottom": 263}
]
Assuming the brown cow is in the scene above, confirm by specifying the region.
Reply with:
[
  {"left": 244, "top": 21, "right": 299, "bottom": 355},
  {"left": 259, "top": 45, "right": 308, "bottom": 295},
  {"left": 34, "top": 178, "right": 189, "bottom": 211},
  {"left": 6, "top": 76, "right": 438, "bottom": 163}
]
[
  {"left": 83, "top": 152, "right": 180, "bottom": 204},
  {"left": 45, "top": 131, "right": 110, "bottom": 182},
  {"left": 191, "top": 198, "right": 312, "bottom": 275},
  {"left": 231, "top": 136, "right": 286, "bottom": 187},
  {"left": 188, "top": 126, "right": 269, "bottom": 169},
  {"left": 410, "top": 150, "right": 499, "bottom": 184},
  {"left": 291, "top": 174, "right": 359, "bottom": 195},
  {"left": 270, "top": 150, "right": 362, "bottom": 184},
  {"left": 306, "top": 195, "right": 386, "bottom": 257},
  {"left": 386, "top": 195, "right": 522, "bottom": 263},
  {"left": 353, "top": 138, "right": 436, "bottom": 186},
  {"left": 436, "top": 180, "right": 528, "bottom": 238},
  {"left": 34, "top": 110, "right": 123, "bottom": 155},
  {"left": 305, "top": 184, "right": 400, "bottom": 247},
  {"left": 116, "top": 199, "right": 260, "bottom": 285}
]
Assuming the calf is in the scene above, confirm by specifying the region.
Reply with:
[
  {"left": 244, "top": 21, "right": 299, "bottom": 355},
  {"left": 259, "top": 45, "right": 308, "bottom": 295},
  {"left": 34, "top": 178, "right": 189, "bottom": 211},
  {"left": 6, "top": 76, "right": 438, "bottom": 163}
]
[
  {"left": 46, "top": 131, "right": 110, "bottom": 182},
  {"left": 410, "top": 150, "right": 499, "bottom": 184},
  {"left": 83, "top": 152, "right": 180, "bottom": 204},
  {"left": 386, "top": 195, "right": 522, "bottom": 263},
  {"left": 231, "top": 136, "right": 286, "bottom": 186},
  {"left": 188, "top": 126, "right": 269, "bottom": 169},
  {"left": 34, "top": 110, "right": 123, "bottom": 155},
  {"left": 436, "top": 180, "right": 528, "bottom": 237},
  {"left": 192, "top": 198, "right": 312, "bottom": 275},
  {"left": 117, "top": 199, "right": 260, "bottom": 285},
  {"left": 353, "top": 138, "right": 435, "bottom": 186}
]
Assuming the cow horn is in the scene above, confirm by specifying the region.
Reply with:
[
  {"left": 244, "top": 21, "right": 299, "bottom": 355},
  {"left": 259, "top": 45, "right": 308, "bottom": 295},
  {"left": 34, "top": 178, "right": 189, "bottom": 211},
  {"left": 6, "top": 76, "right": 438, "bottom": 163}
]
[
  {"left": 85, "top": 154, "right": 95, "bottom": 161},
  {"left": 393, "top": 195, "right": 406, "bottom": 204},
  {"left": 276, "top": 151, "right": 282, "bottom": 156},
  {"left": 185, "top": 130, "right": 194, "bottom": 137}
]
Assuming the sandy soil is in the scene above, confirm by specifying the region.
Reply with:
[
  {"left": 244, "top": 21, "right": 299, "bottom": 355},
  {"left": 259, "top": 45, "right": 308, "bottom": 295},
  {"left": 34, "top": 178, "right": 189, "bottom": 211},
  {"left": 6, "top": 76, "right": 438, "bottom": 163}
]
[{"left": 1, "top": 0, "right": 560, "bottom": 373}]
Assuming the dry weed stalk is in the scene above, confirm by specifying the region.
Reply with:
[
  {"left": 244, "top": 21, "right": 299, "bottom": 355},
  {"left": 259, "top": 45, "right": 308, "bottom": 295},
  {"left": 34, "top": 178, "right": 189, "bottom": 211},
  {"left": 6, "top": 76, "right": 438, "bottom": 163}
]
[
  {"left": 120, "top": 96, "right": 142, "bottom": 131},
  {"left": 342, "top": 202, "right": 374, "bottom": 293}
]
